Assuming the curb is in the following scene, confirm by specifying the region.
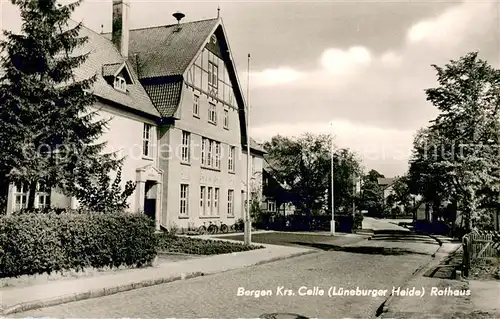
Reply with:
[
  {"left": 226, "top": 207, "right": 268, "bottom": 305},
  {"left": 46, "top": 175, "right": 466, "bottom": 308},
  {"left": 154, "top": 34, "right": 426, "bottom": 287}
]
[
  {"left": 2, "top": 250, "right": 317, "bottom": 315},
  {"left": 379, "top": 255, "right": 434, "bottom": 315},
  {"left": 378, "top": 242, "right": 462, "bottom": 316}
]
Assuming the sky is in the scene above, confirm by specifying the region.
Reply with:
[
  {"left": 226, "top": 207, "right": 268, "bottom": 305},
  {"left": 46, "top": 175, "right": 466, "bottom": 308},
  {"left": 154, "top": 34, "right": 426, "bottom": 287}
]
[{"left": 1, "top": 0, "right": 499, "bottom": 177}]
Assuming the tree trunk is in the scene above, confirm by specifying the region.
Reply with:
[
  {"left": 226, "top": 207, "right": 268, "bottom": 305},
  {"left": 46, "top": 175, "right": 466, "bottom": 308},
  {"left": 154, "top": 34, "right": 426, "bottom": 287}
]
[{"left": 27, "top": 181, "right": 37, "bottom": 209}]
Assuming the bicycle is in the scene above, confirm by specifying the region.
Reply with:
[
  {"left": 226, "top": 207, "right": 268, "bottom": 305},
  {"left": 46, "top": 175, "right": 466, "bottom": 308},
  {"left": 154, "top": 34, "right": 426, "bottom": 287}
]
[
  {"left": 198, "top": 224, "right": 207, "bottom": 235},
  {"left": 207, "top": 221, "right": 219, "bottom": 234},
  {"left": 219, "top": 221, "right": 229, "bottom": 233}
]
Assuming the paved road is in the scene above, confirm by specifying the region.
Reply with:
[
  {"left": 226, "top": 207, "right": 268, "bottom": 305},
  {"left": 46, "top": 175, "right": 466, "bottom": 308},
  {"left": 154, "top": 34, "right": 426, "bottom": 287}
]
[
  {"left": 15, "top": 233, "right": 439, "bottom": 319},
  {"left": 362, "top": 217, "right": 411, "bottom": 231}
]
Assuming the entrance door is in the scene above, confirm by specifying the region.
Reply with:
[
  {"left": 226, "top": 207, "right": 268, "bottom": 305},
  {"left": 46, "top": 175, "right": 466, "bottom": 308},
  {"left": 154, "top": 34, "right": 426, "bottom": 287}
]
[{"left": 144, "top": 181, "right": 156, "bottom": 221}]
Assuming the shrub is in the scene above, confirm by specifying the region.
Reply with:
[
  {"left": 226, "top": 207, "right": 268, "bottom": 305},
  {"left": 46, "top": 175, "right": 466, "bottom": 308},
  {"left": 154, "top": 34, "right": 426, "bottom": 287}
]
[
  {"left": 0, "top": 211, "right": 157, "bottom": 278},
  {"left": 234, "top": 218, "right": 244, "bottom": 231},
  {"left": 156, "top": 234, "right": 263, "bottom": 255}
]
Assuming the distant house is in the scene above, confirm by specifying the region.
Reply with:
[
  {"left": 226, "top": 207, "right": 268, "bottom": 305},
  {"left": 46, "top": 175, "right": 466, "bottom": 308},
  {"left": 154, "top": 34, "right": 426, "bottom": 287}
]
[
  {"left": 261, "top": 161, "right": 296, "bottom": 216},
  {"left": 377, "top": 177, "right": 398, "bottom": 206},
  {"left": 5, "top": 0, "right": 266, "bottom": 231}
]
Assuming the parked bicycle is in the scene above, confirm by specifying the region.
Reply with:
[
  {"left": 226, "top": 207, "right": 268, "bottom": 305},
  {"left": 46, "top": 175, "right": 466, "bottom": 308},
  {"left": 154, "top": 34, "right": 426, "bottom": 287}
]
[
  {"left": 207, "top": 221, "right": 218, "bottom": 234},
  {"left": 198, "top": 224, "right": 207, "bottom": 235},
  {"left": 219, "top": 221, "right": 229, "bottom": 233}
]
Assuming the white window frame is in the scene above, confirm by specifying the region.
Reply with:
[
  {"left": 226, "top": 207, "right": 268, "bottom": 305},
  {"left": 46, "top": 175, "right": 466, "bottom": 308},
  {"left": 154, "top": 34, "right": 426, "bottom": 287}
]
[
  {"left": 208, "top": 102, "right": 217, "bottom": 124},
  {"left": 227, "top": 189, "right": 234, "bottom": 216},
  {"left": 223, "top": 109, "right": 229, "bottom": 129},
  {"left": 207, "top": 187, "right": 213, "bottom": 216},
  {"left": 214, "top": 188, "right": 220, "bottom": 216},
  {"left": 201, "top": 138, "right": 206, "bottom": 166},
  {"left": 36, "top": 183, "right": 50, "bottom": 209},
  {"left": 228, "top": 146, "right": 235, "bottom": 172},
  {"left": 267, "top": 200, "right": 276, "bottom": 213},
  {"left": 215, "top": 142, "right": 221, "bottom": 169},
  {"left": 207, "top": 140, "right": 213, "bottom": 167},
  {"left": 193, "top": 94, "right": 199, "bottom": 117},
  {"left": 200, "top": 186, "right": 206, "bottom": 216},
  {"left": 180, "top": 184, "right": 189, "bottom": 216},
  {"left": 143, "top": 123, "right": 152, "bottom": 157},
  {"left": 14, "top": 183, "right": 28, "bottom": 211},
  {"left": 181, "top": 131, "right": 191, "bottom": 163},
  {"left": 208, "top": 62, "right": 218, "bottom": 89},
  {"left": 113, "top": 75, "right": 127, "bottom": 92}
]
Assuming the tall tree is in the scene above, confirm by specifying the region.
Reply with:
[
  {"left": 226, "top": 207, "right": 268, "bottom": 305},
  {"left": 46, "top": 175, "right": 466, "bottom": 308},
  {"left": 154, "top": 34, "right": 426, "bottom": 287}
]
[
  {"left": 263, "top": 133, "right": 362, "bottom": 216},
  {"left": 0, "top": 0, "right": 127, "bottom": 209},
  {"left": 409, "top": 52, "right": 500, "bottom": 231},
  {"left": 359, "top": 169, "right": 384, "bottom": 216}
]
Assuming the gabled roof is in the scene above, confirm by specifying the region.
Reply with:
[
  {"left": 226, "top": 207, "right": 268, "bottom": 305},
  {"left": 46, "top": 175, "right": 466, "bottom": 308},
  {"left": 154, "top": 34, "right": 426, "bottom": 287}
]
[
  {"left": 378, "top": 177, "right": 398, "bottom": 189},
  {"left": 104, "top": 17, "right": 253, "bottom": 149},
  {"left": 102, "top": 18, "right": 219, "bottom": 79},
  {"left": 102, "top": 63, "right": 123, "bottom": 77},
  {"left": 67, "top": 20, "right": 160, "bottom": 118}
]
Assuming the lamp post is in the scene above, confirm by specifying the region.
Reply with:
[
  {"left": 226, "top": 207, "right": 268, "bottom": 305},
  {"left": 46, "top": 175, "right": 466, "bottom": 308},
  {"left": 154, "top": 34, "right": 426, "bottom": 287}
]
[{"left": 329, "top": 121, "right": 335, "bottom": 236}]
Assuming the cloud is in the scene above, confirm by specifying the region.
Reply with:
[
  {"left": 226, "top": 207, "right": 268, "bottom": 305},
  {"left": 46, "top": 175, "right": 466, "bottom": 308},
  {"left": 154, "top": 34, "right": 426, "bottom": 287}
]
[
  {"left": 379, "top": 51, "right": 402, "bottom": 67},
  {"left": 406, "top": 1, "right": 494, "bottom": 47},
  {"left": 320, "top": 46, "right": 372, "bottom": 75},
  {"left": 246, "top": 46, "right": 373, "bottom": 89},
  {"left": 249, "top": 67, "right": 303, "bottom": 87}
]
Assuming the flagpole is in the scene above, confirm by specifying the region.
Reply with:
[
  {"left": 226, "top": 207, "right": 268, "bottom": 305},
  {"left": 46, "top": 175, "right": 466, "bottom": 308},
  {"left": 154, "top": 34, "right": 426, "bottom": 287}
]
[{"left": 244, "top": 53, "right": 252, "bottom": 245}]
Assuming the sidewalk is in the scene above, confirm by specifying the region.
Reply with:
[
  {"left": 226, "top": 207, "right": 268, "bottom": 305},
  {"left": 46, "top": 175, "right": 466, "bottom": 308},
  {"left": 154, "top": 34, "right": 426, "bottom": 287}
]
[
  {"left": 1, "top": 243, "right": 316, "bottom": 315},
  {"left": 381, "top": 242, "right": 500, "bottom": 318}
]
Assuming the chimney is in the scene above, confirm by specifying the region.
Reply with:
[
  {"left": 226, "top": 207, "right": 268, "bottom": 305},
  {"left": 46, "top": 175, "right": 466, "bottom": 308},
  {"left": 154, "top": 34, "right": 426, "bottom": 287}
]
[{"left": 112, "top": 0, "right": 130, "bottom": 58}]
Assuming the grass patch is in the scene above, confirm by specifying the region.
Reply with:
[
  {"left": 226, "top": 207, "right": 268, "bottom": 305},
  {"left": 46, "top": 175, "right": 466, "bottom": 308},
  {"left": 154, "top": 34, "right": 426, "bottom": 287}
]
[
  {"left": 156, "top": 234, "right": 264, "bottom": 255},
  {"left": 470, "top": 257, "right": 500, "bottom": 281}
]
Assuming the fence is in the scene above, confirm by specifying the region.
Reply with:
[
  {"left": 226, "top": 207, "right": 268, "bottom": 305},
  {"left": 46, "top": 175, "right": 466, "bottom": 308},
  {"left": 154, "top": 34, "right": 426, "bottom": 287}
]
[{"left": 462, "top": 230, "right": 500, "bottom": 277}]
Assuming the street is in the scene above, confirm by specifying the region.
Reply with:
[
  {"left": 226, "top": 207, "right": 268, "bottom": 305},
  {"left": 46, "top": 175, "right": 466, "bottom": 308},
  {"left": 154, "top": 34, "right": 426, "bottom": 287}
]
[{"left": 15, "top": 226, "right": 440, "bottom": 318}]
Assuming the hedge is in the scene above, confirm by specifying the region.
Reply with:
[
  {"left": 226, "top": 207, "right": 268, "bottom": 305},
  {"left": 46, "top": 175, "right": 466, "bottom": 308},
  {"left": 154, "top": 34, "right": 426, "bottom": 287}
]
[
  {"left": 156, "top": 233, "right": 263, "bottom": 255},
  {"left": 0, "top": 211, "right": 157, "bottom": 278}
]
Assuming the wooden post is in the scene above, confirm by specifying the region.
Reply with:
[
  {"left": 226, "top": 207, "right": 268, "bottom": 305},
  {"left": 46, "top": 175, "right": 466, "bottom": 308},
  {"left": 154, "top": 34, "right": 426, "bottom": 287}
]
[{"left": 463, "top": 236, "right": 470, "bottom": 277}]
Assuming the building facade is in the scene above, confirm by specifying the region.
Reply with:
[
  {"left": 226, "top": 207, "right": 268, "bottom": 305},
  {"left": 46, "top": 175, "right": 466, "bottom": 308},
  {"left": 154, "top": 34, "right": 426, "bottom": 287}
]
[{"left": 5, "top": 0, "right": 266, "bottom": 231}]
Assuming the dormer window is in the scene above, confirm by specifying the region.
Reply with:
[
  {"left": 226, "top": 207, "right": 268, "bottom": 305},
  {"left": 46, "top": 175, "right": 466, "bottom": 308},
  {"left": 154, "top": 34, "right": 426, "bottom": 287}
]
[{"left": 114, "top": 76, "right": 127, "bottom": 92}]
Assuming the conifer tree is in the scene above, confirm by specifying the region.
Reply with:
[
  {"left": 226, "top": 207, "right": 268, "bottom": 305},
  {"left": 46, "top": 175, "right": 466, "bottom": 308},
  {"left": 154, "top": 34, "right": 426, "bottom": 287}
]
[{"left": 0, "top": 0, "right": 129, "bottom": 210}]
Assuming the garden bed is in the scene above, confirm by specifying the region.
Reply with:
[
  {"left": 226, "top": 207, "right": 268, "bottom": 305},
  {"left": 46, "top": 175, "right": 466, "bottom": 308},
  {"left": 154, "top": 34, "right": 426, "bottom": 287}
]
[{"left": 156, "top": 234, "right": 264, "bottom": 255}]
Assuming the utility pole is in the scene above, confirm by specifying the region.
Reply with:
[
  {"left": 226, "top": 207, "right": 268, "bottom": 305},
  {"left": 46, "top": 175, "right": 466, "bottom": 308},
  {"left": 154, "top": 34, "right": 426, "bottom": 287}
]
[
  {"left": 352, "top": 174, "right": 356, "bottom": 217},
  {"left": 329, "top": 122, "right": 335, "bottom": 235},
  {"left": 244, "top": 53, "right": 252, "bottom": 245}
]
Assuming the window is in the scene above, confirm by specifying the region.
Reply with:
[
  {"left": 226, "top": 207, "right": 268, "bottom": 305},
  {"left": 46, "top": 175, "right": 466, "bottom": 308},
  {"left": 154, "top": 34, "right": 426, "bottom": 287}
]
[
  {"left": 143, "top": 124, "right": 152, "bottom": 157},
  {"left": 201, "top": 138, "right": 221, "bottom": 170},
  {"left": 227, "top": 190, "right": 234, "bottom": 216},
  {"left": 267, "top": 200, "right": 276, "bottom": 212},
  {"left": 201, "top": 138, "right": 206, "bottom": 166},
  {"left": 200, "top": 186, "right": 206, "bottom": 216},
  {"left": 223, "top": 109, "right": 229, "bottom": 129},
  {"left": 181, "top": 131, "right": 190, "bottom": 163},
  {"left": 193, "top": 94, "right": 199, "bottom": 117},
  {"left": 208, "top": 62, "right": 218, "bottom": 88},
  {"left": 228, "top": 146, "right": 235, "bottom": 172},
  {"left": 113, "top": 76, "right": 127, "bottom": 92},
  {"left": 37, "top": 183, "right": 50, "bottom": 208},
  {"left": 215, "top": 142, "right": 221, "bottom": 169},
  {"left": 207, "top": 140, "right": 213, "bottom": 167},
  {"left": 208, "top": 102, "right": 217, "bottom": 124},
  {"left": 14, "top": 183, "right": 28, "bottom": 211},
  {"left": 180, "top": 184, "right": 189, "bottom": 216},
  {"left": 207, "top": 187, "right": 213, "bottom": 215},
  {"left": 214, "top": 188, "right": 220, "bottom": 216}
]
